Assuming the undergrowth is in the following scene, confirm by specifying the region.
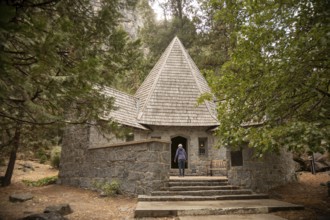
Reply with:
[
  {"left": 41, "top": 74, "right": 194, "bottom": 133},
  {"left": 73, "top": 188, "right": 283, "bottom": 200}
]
[
  {"left": 22, "top": 176, "right": 58, "bottom": 187},
  {"left": 93, "top": 179, "right": 121, "bottom": 196}
]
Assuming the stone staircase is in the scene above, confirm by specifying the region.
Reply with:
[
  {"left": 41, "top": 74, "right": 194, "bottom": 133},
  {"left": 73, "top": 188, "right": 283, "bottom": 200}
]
[{"left": 134, "top": 176, "right": 304, "bottom": 218}]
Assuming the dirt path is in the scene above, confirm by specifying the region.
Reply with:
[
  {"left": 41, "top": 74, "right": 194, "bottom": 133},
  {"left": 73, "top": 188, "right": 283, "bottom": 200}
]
[{"left": 0, "top": 160, "right": 329, "bottom": 220}]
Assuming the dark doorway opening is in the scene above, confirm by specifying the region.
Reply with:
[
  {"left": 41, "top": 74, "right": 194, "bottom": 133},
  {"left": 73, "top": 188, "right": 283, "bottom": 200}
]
[{"left": 171, "top": 136, "right": 188, "bottom": 169}]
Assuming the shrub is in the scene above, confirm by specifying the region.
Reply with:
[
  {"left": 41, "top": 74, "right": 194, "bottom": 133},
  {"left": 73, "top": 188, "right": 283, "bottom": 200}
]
[
  {"left": 50, "top": 146, "right": 61, "bottom": 169},
  {"left": 39, "top": 155, "right": 48, "bottom": 164},
  {"left": 36, "top": 148, "right": 49, "bottom": 164},
  {"left": 93, "top": 180, "right": 121, "bottom": 196},
  {"left": 22, "top": 176, "right": 58, "bottom": 187}
]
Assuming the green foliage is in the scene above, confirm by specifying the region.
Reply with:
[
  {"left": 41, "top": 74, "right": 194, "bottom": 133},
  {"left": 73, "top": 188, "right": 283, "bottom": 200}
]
[
  {"left": 22, "top": 176, "right": 58, "bottom": 187},
  {"left": 141, "top": 15, "right": 197, "bottom": 60},
  {"left": 93, "top": 179, "right": 121, "bottom": 196},
  {"left": 50, "top": 146, "right": 61, "bottom": 169},
  {"left": 0, "top": 0, "right": 142, "bottom": 186},
  {"left": 190, "top": 0, "right": 231, "bottom": 72},
  {"left": 140, "top": 0, "right": 198, "bottom": 69},
  {"left": 0, "top": 0, "right": 142, "bottom": 146},
  {"left": 36, "top": 148, "right": 49, "bottom": 164},
  {"left": 39, "top": 155, "right": 48, "bottom": 164},
  {"left": 210, "top": 0, "right": 330, "bottom": 155}
]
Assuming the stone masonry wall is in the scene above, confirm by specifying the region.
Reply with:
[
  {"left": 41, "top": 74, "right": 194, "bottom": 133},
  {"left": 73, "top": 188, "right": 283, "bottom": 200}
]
[
  {"left": 228, "top": 147, "right": 297, "bottom": 192},
  {"left": 148, "top": 126, "right": 226, "bottom": 176},
  {"left": 89, "top": 126, "right": 149, "bottom": 148},
  {"left": 59, "top": 125, "right": 170, "bottom": 195}
]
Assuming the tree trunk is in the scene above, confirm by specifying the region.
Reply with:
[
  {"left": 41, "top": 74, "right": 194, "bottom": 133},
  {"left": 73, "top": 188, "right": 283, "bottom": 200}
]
[{"left": 1, "top": 125, "right": 21, "bottom": 187}]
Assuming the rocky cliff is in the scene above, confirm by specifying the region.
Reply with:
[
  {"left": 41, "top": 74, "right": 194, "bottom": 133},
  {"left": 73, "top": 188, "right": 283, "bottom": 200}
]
[{"left": 119, "top": 0, "right": 153, "bottom": 39}]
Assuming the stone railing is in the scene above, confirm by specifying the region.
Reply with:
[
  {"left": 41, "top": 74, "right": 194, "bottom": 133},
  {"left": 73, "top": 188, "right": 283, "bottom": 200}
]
[{"left": 59, "top": 125, "right": 170, "bottom": 195}]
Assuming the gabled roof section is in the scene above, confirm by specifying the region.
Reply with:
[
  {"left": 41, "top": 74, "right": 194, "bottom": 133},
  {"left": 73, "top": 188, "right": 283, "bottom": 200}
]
[
  {"left": 135, "top": 37, "right": 219, "bottom": 126},
  {"left": 101, "top": 87, "right": 149, "bottom": 130}
]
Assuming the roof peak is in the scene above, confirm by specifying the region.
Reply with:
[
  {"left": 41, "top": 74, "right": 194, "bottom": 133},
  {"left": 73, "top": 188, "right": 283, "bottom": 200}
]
[{"left": 134, "top": 37, "right": 219, "bottom": 126}]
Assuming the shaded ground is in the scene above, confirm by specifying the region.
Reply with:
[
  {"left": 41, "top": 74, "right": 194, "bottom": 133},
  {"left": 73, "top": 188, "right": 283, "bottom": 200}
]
[
  {"left": 269, "top": 171, "right": 330, "bottom": 220},
  {"left": 0, "top": 160, "right": 329, "bottom": 220}
]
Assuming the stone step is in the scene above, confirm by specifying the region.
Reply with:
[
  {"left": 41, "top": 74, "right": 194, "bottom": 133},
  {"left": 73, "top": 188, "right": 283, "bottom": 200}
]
[
  {"left": 134, "top": 199, "right": 304, "bottom": 218},
  {"left": 151, "top": 189, "right": 253, "bottom": 196},
  {"left": 169, "top": 181, "right": 229, "bottom": 186},
  {"left": 165, "top": 185, "right": 240, "bottom": 191},
  {"left": 169, "top": 177, "right": 228, "bottom": 182},
  {"left": 179, "top": 214, "right": 288, "bottom": 220},
  {"left": 138, "top": 194, "right": 269, "bottom": 201}
]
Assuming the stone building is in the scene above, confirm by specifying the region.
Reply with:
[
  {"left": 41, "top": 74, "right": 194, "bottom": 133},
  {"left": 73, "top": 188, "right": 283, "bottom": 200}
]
[{"left": 59, "top": 37, "right": 296, "bottom": 195}]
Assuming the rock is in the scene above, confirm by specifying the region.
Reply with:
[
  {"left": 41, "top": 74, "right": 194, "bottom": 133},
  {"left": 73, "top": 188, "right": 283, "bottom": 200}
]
[
  {"left": 99, "top": 191, "right": 108, "bottom": 197},
  {"left": 44, "top": 204, "right": 73, "bottom": 216},
  {"left": 21, "top": 162, "right": 35, "bottom": 171},
  {"left": 294, "top": 161, "right": 302, "bottom": 172},
  {"left": 9, "top": 193, "right": 33, "bottom": 202},
  {"left": 119, "top": 206, "right": 130, "bottom": 212},
  {"left": 22, "top": 212, "right": 66, "bottom": 220}
]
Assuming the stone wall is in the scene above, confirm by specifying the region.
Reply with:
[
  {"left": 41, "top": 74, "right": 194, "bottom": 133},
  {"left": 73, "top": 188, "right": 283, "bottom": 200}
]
[
  {"left": 89, "top": 126, "right": 149, "bottom": 148},
  {"left": 59, "top": 125, "right": 170, "bottom": 195},
  {"left": 228, "top": 147, "right": 297, "bottom": 192}
]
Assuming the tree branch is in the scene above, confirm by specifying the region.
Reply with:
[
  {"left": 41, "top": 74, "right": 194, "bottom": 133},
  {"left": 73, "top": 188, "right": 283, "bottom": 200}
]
[
  {"left": 0, "top": 130, "right": 15, "bottom": 148},
  {"left": 315, "top": 87, "right": 330, "bottom": 98},
  {"left": 31, "top": 89, "right": 43, "bottom": 101}
]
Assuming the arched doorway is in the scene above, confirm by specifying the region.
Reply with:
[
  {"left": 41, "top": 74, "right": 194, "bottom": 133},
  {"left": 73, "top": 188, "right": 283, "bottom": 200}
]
[{"left": 171, "top": 136, "right": 188, "bottom": 169}]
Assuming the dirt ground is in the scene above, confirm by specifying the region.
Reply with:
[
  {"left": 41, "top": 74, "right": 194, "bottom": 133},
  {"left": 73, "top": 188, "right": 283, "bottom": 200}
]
[
  {"left": 0, "top": 160, "right": 329, "bottom": 220},
  {"left": 269, "top": 171, "right": 330, "bottom": 220}
]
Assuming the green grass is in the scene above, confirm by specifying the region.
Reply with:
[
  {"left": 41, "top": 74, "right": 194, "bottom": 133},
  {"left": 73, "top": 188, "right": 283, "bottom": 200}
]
[
  {"left": 22, "top": 176, "right": 58, "bottom": 187},
  {"left": 93, "top": 179, "right": 121, "bottom": 196}
]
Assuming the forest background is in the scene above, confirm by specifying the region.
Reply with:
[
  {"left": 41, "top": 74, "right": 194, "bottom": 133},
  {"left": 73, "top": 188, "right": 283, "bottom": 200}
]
[{"left": 0, "top": 0, "right": 329, "bottom": 186}]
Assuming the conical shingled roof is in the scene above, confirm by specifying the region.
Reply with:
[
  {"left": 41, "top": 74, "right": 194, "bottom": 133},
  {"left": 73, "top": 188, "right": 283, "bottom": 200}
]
[{"left": 135, "top": 37, "right": 219, "bottom": 126}]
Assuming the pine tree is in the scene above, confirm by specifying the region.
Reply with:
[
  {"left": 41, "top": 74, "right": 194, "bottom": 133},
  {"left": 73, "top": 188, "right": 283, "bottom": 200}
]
[{"left": 0, "top": 0, "right": 141, "bottom": 186}]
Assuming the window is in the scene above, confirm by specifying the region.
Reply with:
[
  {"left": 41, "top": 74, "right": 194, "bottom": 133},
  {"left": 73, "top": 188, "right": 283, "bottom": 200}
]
[
  {"left": 230, "top": 150, "right": 243, "bottom": 166},
  {"left": 198, "top": 138, "right": 207, "bottom": 156},
  {"left": 125, "top": 132, "right": 134, "bottom": 142}
]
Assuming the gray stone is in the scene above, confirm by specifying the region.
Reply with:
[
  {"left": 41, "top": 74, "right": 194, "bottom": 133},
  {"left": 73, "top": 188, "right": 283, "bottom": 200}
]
[
  {"left": 99, "top": 191, "right": 108, "bottom": 197},
  {"left": 9, "top": 193, "right": 33, "bottom": 202},
  {"left": 22, "top": 212, "right": 66, "bottom": 220},
  {"left": 20, "top": 162, "right": 35, "bottom": 172},
  {"left": 44, "top": 204, "right": 73, "bottom": 216},
  {"left": 119, "top": 206, "right": 130, "bottom": 212},
  {"left": 228, "top": 148, "right": 296, "bottom": 193}
]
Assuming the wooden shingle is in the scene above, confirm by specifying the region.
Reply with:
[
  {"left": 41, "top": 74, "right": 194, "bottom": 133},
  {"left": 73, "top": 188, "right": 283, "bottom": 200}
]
[
  {"left": 135, "top": 37, "right": 219, "bottom": 126},
  {"left": 102, "top": 37, "right": 218, "bottom": 128},
  {"left": 101, "top": 87, "right": 149, "bottom": 130}
]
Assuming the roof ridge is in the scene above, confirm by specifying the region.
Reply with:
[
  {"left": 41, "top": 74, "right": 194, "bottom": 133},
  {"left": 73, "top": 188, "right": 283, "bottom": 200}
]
[
  {"left": 137, "top": 37, "right": 177, "bottom": 120},
  {"left": 176, "top": 38, "right": 218, "bottom": 122}
]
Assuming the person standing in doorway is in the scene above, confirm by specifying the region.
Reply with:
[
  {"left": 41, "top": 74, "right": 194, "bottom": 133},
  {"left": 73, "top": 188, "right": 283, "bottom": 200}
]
[{"left": 174, "top": 143, "right": 187, "bottom": 177}]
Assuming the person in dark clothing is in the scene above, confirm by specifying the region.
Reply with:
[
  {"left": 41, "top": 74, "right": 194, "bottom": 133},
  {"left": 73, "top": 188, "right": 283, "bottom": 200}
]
[{"left": 174, "top": 143, "right": 187, "bottom": 177}]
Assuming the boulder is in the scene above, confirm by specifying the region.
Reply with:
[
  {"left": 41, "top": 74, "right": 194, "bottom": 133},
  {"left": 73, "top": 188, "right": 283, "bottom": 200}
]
[
  {"left": 22, "top": 212, "right": 66, "bottom": 220},
  {"left": 19, "top": 162, "right": 35, "bottom": 172},
  {"left": 9, "top": 193, "right": 33, "bottom": 202},
  {"left": 293, "top": 153, "right": 330, "bottom": 172},
  {"left": 44, "top": 204, "right": 73, "bottom": 216}
]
